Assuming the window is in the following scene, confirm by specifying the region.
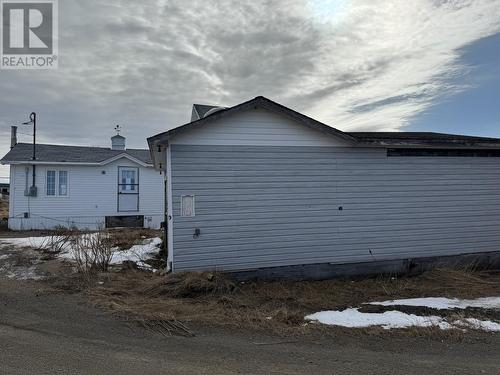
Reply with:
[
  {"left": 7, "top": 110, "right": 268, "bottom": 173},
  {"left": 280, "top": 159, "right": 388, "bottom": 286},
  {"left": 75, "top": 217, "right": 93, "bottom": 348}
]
[
  {"left": 120, "top": 169, "right": 137, "bottom": 192},
  {"left": 58, "top": 171, "right": 68, "bottom": 196},
  {"left": 46, "top": 170, "right": 56, "bottom": 196},
  {"left": 46, "top": 170, "right": 68, "bottom": 196},
  {"left": 117, "top": 167, "right": 139, "bottom": 212}
]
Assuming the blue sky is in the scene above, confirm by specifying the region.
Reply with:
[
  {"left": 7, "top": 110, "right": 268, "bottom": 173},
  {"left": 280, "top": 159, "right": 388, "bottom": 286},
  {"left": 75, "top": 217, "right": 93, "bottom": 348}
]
[{"left": 410, "top": 32, "right": 500, "bottom": 137}]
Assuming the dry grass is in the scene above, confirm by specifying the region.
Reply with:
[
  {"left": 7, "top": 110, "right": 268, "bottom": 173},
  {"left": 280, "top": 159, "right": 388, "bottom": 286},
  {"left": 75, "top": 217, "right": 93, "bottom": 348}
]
[
  {"left": 106, "top": 228, "right": 163, "bottom": 249},
  {"left": 143, "top": 272, "right": 236, "bottom": 298},
  {"left": 87, "top": 267, "right": 500, "bottom": 338},
  {"left": 0, "top": 197, "right": 8, "bottom": 220}
]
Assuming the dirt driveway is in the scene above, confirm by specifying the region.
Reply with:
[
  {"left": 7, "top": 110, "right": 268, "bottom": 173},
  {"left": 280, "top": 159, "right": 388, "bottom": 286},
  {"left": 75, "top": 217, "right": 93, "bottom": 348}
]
[{"left": 0, "top": 277, "right": 499, "bottom": 375}]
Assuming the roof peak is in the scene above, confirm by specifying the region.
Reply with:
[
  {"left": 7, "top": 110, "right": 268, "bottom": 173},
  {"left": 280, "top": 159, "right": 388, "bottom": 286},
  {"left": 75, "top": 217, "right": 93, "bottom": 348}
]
[{"left": 152, "top": 96, "right": 356, "bottom": 146}]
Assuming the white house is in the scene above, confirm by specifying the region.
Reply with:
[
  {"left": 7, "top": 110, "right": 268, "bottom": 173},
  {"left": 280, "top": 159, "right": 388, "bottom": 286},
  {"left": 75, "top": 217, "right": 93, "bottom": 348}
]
[
  {"left": 148, "top": 96, "right": 500, "bottom": 278},
  {"left": 1, "top": 130, "right": 164, "bottom": 230}
]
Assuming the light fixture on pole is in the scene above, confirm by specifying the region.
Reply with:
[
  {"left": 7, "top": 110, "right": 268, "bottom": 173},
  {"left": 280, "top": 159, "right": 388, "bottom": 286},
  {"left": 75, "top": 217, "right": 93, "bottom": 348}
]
[{"left": 21, "top": 112, "right": 37, "bottom": 196}]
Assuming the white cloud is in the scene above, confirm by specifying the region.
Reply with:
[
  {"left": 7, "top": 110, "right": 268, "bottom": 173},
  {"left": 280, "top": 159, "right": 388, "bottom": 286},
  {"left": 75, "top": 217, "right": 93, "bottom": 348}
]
[
  {"left": 1, "top": 0, "right": 500, "bottom": 179},
  {"left": 302, "top": 0, "right": 500, "bottom": 130}
]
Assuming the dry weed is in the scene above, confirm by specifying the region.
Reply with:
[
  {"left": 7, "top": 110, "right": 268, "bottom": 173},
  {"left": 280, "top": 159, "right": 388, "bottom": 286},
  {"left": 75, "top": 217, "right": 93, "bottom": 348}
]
[
  {"left": 0, "top": 197, "right": 8, "bottom": 220},
  {"left": 107, "top": 228, "right": 162, "bottom": 249},
  {"left": 86, "top": 266, "right": 500, "bottom": 338},
  {"left": 143, "top": 272, "right": 236, "bottom": 298}
]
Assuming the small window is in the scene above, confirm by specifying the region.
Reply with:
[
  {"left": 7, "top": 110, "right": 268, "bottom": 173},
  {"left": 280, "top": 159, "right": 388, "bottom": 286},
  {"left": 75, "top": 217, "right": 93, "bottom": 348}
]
[
  {"left": 46, "top": 170, "right": 68, "bottom": 196},
  {"left": 58, "top": 171, "right": 68, "bottom": 196},
  {"left": 46, "top": 170, "right": 56, "bottom": 196},
  {"left": 181, "top": 195, "right": 195, "bottom": 217}
]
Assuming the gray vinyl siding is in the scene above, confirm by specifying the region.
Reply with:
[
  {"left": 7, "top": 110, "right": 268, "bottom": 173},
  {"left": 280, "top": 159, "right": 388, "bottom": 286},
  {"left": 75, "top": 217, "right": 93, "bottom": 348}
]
[{"left": 170, "top": 144, "right": 500, "bottom": 272}]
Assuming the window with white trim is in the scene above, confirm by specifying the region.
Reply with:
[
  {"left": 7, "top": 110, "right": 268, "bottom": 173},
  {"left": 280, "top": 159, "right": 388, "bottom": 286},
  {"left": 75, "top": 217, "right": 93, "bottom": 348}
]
[
  {"left": 46, "top": 170, "right": 68, "bottom": 196},
  {"left": 46, "top": 170, "right": 56, "bottom": 196},
  {"left": 58, "top": 171, "right": 68, "bottom": 196}
]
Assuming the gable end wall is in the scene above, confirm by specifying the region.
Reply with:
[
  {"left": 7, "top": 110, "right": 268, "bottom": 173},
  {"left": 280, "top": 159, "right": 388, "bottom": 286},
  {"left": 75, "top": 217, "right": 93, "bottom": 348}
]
[{"left": 167, "top": 110, "right": 500, "bottom": 272}]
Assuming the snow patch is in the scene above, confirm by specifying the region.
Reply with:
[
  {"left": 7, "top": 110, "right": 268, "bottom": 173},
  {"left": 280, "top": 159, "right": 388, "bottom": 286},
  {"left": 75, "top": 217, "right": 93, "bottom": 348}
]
[
  {"left": 0, "top": 236, "right": 64, "bottom": 249},
  {"left": 306, "top": 303, "right": 500, "bottom": 332},
  {"left": 369, "top": 297, "right": 500, "bottom": 310},
  {"left": 305, "top": 309, "right": 451, "bottom": 330},
  {"left": 109, "top": 237, "right": 162, "bottom": 269},
  {"left": 454, "top": 318, "right": 500, "bottom": 332},
  {"left": 1, "top": 235, "right": 162, "bottom": 271}
]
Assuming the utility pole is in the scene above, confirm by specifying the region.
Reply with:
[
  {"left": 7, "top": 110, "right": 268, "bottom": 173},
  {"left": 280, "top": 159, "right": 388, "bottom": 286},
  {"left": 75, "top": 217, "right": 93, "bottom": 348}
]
[
  {"left": 22, "top": 112, "right": 37, "bottom": 195},
  {"left": 31, "top": 112, "right": 36, "bottom": 161},
  {"left": 31, "top": 112, "right": 36, "bottom": 191}
]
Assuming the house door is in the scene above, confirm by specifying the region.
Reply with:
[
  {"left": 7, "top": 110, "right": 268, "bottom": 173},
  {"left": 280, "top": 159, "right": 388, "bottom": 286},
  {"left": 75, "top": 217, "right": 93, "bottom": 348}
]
[{"left": 118, "top": 167, "right": 139, "bottom": 212}]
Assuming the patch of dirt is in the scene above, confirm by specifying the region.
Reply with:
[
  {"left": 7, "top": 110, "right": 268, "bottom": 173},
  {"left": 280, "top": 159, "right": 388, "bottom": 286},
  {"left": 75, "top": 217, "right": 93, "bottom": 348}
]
[
  {"left": 0, "top": 238, "right": 76, "bottom": 282},
  {"left": 0, "top": 245, "right": 44, "bottom": 280}
]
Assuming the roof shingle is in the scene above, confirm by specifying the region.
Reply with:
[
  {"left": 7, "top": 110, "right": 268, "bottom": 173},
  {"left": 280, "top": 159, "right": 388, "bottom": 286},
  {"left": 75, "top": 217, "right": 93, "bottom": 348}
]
[{"left": 1, "top": 143, "right": 152, "bottom": 164}]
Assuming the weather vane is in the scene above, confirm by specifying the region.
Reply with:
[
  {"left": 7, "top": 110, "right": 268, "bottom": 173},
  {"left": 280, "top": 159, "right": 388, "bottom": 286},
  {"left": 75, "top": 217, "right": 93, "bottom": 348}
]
[{"left": 114, "top": 125, "right": 122, "bottom": 135}]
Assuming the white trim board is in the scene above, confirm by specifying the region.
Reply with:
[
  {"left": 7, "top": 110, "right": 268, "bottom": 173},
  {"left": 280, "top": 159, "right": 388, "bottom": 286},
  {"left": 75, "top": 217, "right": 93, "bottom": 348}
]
[
  {"left": 3, "top": 153, "right": 153, "bottom": 167},
  {"left": 166, "top": 145, "right": 174, "bottom": 271}
]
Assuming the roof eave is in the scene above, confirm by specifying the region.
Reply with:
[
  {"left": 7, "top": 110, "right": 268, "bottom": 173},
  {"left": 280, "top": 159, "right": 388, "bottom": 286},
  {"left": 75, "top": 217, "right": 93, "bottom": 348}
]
[
  {"left": 147, "top": 137, "right": 168, "bottom": 170},
  {"left": 357, "top": 142, "right": 500, "bottom": 149},
  {"left": 2, "top": 160, "right": 103, "bottom": 166},
  {"left": 1, "top": 154, "right": 153, "bottom": 167}
]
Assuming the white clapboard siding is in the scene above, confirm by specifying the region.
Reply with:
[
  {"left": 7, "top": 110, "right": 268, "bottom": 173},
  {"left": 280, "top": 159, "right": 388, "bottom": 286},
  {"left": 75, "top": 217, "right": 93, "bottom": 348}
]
[
  {"left": 8, "top": 158, "right": 164, "bottom": 230},
  {"left": 171, "top": 108, "right": 350, "bottom": 147},
  {"left": 170, "top": 145, "right": 500, "bottom": 271},
  {"left": 166, "top": 97, "right": 500, "bottom": 275}
]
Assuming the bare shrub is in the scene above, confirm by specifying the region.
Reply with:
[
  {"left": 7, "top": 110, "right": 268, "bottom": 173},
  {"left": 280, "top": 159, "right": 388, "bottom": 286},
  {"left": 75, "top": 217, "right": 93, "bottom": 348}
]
[
  {"left": 71, "top": 227, "right": 113, "bottom": 278},
  {"left": 30, "top": 226, "right": 79, "bottom": 254}
]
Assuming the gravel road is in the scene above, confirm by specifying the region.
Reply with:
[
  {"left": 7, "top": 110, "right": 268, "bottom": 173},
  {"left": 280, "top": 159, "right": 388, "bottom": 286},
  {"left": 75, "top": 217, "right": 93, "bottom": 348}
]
[{"left": 1, "top": 277, "right": 500, "bottom": 374}]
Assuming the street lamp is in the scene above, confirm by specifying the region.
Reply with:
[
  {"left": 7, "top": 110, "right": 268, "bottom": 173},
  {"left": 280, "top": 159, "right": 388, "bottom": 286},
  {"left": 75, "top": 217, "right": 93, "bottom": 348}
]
[{"left": 22, "top": 112, "right": 37, "bottom": 196}]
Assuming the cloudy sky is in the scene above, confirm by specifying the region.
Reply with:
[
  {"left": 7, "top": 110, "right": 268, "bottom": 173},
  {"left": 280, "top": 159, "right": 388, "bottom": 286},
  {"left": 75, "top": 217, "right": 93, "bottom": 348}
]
[{"left": 1, "top": 0, "right": 500, "bottom": 181}]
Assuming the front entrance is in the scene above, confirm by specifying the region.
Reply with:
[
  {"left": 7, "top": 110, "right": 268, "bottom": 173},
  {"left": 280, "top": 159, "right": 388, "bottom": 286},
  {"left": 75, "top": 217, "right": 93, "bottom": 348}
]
[{"left": 118, "top": 167, "right": 139, "bottom": 212}]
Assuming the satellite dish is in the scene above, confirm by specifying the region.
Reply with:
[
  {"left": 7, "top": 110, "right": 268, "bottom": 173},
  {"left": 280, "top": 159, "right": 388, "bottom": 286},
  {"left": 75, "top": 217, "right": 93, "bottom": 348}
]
[{"left": 204, "top": 107, "right": 226, "bottom": 118}]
